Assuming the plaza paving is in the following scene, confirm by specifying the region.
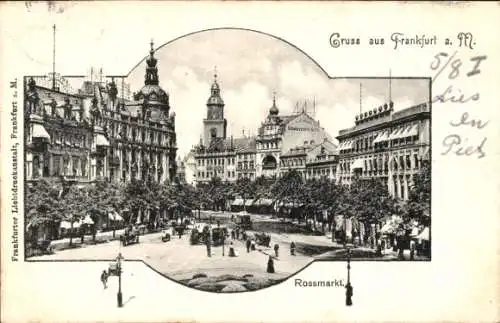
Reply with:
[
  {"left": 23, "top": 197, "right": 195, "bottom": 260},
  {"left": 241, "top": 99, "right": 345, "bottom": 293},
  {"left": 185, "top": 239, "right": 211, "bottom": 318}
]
[
  {"left": 31, "top": 227, "right": 319, "bottom": 282},
  {"left": 30, "top": 212, "right": 421, "bottom": 291}
]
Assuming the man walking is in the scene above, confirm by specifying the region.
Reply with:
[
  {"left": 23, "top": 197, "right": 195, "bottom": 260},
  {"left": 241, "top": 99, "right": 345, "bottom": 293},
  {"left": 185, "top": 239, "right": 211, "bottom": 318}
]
[
  {"left": 246, "top": 238, "right": 251, "bottom": 253},
  {"left": 100, "top": 270, "right": 108, "bottom": 289}
]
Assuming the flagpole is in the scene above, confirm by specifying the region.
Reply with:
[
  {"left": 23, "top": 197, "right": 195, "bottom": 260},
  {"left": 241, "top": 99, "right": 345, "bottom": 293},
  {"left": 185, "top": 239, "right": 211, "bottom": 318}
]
[
  {"left": 359, "top": 83, "right": 362, "bottom": 115},
  {"left": 52, "top": 24, "right": 56, "bottom": 90}
]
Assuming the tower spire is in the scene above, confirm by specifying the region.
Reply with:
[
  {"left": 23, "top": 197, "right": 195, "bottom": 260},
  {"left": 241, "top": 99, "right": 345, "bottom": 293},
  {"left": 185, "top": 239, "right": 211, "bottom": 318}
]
[
  {"left": 52, "top": 24, "right": 56, "bottom": 90},
  {"left": 269, "top": 90, "right": 279, "bottom": 116},
  {"left": 214, "top": 66, "right": 218, "bottom": 83},
  {"left": 144, "top": 39, "right": 159, "bottom": 85}
]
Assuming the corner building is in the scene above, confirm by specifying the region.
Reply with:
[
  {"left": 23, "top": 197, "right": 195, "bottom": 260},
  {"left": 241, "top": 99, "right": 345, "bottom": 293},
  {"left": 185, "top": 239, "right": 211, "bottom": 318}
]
[
  {"left": 336, "top": 101, "right": 430, "bottom": 200},
  {"left": 24, "top": 42, "right": 177, "bottom": 185}
]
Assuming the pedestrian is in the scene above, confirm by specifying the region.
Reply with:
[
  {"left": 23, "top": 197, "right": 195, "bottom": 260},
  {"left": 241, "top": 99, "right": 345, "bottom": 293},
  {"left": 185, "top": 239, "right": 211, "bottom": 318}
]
[
  {"left": 178, "top": 229, "right": 182, "bottom": 239},
  {"left": 274, "top": 243, "right": 279, "bottom": 257},
  {"left": 206, "top": 242, "right": 211, "bottom": 257},
  {"left": 251, "top": 239, "right": 256, "bottom": 251},
  {"left": 231, "top": 230, "right": 235, "bottom": 240},
  {"left": 410, "top": 240, "right": 415, "bottom": 260},
  {"left": 246, "top": 238, "right": 251, "bottom": 253},
  {"left": 100, "top": 270, "right": 108, "bottom": 289},
  {"left": 229, "top": 242, "right": 237, "bottom": 257},
  {"left": 290, "top": 241, "right": 296, "bottom": 256},
  {"left": 267, "top": 255, "right": 275, "bottom": 273}
]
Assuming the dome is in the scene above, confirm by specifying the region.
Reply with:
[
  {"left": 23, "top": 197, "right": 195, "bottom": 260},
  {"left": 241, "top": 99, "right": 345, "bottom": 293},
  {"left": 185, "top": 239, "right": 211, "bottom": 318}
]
[
  {"left": 134, "top": 40, "right": 169, "bottom": 105},
  {"left": 135, "top": 84, "right": 169, "bottom": 105},
  {"left": 269, "top": 94, "right": 279, "bottom": 116}
]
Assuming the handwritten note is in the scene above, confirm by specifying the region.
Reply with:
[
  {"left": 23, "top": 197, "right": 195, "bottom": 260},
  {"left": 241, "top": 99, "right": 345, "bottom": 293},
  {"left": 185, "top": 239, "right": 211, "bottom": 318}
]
[{"left": 428, "top": 33, "right": 489, "bottom": 159}]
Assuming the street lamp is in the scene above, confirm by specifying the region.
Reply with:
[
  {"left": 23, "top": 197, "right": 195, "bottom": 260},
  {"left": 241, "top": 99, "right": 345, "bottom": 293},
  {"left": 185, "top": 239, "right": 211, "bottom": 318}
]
[
  {"left": 345, "top": 248, "right": 353, "bottom": 306},
  {"left": 116, "top": 252, "right": 124, "bottom": 308}
]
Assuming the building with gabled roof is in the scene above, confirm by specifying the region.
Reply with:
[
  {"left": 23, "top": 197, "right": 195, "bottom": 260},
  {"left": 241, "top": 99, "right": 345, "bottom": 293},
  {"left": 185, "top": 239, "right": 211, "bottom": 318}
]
[{"left": 24, "top": 41, "right": 178, "bottom": 186}]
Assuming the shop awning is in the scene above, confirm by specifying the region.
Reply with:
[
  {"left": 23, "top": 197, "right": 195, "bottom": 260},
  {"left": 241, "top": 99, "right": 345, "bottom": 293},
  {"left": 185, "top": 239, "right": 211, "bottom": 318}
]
[
  {"left": 231, "top": 199, "right": 244, "bottom": 206},
  {"left": 416, "top": 227, "right": 430, "bottom": 241},
  {"left": 350, "top": 159, "right": 364, "bottom": 170},
  {"left": 60, "top": 220, "right": 81, "bottom": 229},
  {"left": 108, "top": 212, "right": 123, "bottom": 221},
  {"left": 342, "top": 141, "right": 353, "bottom": 151},
  {"left": 406, "top": 124, "right": 419, "bottom": 137},
  {"left": 96, "top": 134, "right": 110, "bottom": 147},
  {"left": 82, "top": 215, "right": 94, "bottom": 225},
  {"left": 373, "top": 131, "right": 389, "bottom": 144},
  {"left": 254, "top": 198, "right": 273, "bottom": 206},
  {"left": 387, "top": 128, "right": 402, "bottom": 140},
  {"left": 395, "top": 125, "right": 419, "bottom": 140},
  {"left": 32, "top": 124, "right": 50, "bottom": 140},
  {"left": 421, "top": 146, "right": 430, "bottom": 161}
]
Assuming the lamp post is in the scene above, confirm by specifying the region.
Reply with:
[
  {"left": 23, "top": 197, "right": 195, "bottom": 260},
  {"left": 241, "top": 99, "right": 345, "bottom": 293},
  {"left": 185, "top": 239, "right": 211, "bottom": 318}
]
[
  {"left": 345, "top": 248, "right": 353, "bottom": 306},
  {"left": 116, "top": 252, "right": 124, "bottom": 308}
]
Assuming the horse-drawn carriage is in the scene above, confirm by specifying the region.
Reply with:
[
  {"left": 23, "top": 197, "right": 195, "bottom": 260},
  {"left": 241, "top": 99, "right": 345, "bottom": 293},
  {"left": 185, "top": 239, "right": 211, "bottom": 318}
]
[
  {"left": 211, "top": 226, "right": 228, "bottom": 246},
  {"left": 234, "top": 213, "right": 252, "bottom": 230},
  {"left": 120, "top": 227, "right": 139, "bottom": 246},
  {"left": 161, "top": 230, "right": 171, "bottom": 242},
  {"left": 255, "top": 232, "right": 271, "bottom": 247},
  {"left": 190, "top": 227, "right": 204, "bottom": 245},
  {"left": 189, "top": 224, "right": 228, "bottom": 246}
]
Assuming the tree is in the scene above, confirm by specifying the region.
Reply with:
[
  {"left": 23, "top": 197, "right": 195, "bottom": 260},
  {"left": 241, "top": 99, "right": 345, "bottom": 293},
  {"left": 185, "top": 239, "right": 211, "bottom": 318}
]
[
  {"left": 271, "top": 170, "right": 303, "bottom": 221},
  {"left": 344, "top": 178, "right": 397, "bottom": 245},
  {"left": 122, "top": 179, "right": 151, "bottom": 225},
  {"left": 234, "top": 177, "right": 256, "bottom": 212},
  {"left": 87, "top": 180, "right": 124, "bottom": 239},
  {"left": 25, "top": 179, "right": 63, "bottom": 245},
  {"left": 405, "top": 161, "right": 431, "bottom": 225},
  {"left": 62, "top": 184, "right": 91, "bottom": 247}
]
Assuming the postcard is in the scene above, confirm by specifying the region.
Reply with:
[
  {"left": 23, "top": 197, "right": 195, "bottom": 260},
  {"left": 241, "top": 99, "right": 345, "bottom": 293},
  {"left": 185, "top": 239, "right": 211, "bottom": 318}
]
[{"left": 1, "top": 1, "right": 499, "bottom": 322}]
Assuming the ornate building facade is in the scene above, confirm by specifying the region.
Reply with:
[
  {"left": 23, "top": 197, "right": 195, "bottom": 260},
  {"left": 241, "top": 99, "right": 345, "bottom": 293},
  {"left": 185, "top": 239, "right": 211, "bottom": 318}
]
[
  {"left": 192, "top": 74, "right": 335, "bottom": 185},
  {"left": 279, "top": 138, "right": 338, "bottom": 180},
  {"left": 336, "top": 101, "right": 430, "bottom": 200},
  {"left": 24, "top": 42, "right": 177, "bottom": 185}
]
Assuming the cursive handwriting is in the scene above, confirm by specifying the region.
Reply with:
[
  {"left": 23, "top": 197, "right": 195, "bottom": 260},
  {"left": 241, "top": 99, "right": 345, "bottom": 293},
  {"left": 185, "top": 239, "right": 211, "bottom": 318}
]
[
  {"left": 449, "top": 111, "right": 489, "bottom": 129},
  {"left": 441, "top": 134, "right": 486, "bottom": 159},
  {"left": 433, "top": 85, "right": 480, "bottom": 104}
]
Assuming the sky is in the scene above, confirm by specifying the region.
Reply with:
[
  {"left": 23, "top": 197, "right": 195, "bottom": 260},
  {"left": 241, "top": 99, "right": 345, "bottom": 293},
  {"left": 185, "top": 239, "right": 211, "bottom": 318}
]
[{"left": 126, "top": 29, "right": 429, "bottom": 158}]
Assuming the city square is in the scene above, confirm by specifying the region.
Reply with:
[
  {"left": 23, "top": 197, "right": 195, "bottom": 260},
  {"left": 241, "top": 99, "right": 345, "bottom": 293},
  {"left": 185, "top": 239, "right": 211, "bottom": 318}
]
[{"left": 24, "top": 29, "right": 431, "bottom": 293}]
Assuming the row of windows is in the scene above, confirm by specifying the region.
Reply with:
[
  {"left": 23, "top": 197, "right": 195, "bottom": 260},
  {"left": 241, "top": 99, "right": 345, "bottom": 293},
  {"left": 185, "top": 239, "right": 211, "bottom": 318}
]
[
  {"left": 237, "top": 161, "right": 255, "bottom": 170},
  {"left": 197, "top": 170, "right": 237, "bottom": 179},
  {"left": 280, "top": 158, "right": 305, "bottom": 167},
  {"left": 198, "top": 157, "right": 236, "bottom": 166},
  {"left": 338, "top": 153, "right": 420, "bottom": 173},
  {"left": 257, "top": 141, "right": 279, "bottom": 150},
  {"left": 107, "top": 121, "right": 170, "bottom": 146},
  {"left": 49, "top": 131, "right": 90, "bottom": 148},
  {"left": 38, "top": 155, "right": 89, "bottom": 177}
]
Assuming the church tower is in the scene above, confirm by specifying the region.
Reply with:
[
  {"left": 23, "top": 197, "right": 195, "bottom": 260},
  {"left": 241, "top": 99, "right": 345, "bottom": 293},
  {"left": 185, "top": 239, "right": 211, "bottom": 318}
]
[{"left": 203, "top": 68, "right": 227, "bottom": 146}]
